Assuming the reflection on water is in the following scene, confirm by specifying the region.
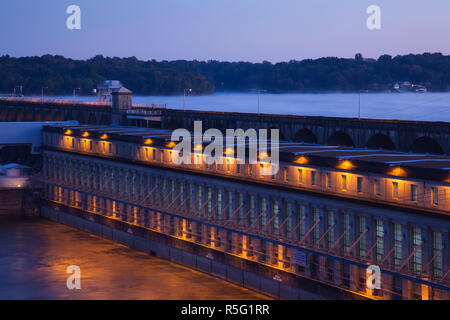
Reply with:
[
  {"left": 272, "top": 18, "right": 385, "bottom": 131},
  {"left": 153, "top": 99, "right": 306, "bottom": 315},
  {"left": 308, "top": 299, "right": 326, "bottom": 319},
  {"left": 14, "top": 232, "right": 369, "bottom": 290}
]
[{"left": 0, "top": 217, "right": 269, "bottom": 300}]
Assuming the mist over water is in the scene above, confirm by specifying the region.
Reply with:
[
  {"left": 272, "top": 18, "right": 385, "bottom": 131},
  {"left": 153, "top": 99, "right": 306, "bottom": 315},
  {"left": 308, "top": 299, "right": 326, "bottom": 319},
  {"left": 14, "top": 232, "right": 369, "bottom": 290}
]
[
  {"left": 0, "top": 218, "right": 269, "bottom": 300},
  {"left": 39, "top": 92, "right": 450, "bottom": 122}
]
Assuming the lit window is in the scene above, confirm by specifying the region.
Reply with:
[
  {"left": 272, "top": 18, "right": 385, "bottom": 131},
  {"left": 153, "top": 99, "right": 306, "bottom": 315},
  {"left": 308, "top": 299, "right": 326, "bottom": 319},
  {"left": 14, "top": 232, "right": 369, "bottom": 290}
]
[
  {"left": 393, "top": 224, "right": 402, "bottom": 269},
  {"left": 359, "top": 216, "right": 366, "bottom": 258},
  {"left": 327, "top": 211, "right": 334, "bottom": 248},
  {"left": 357, "top": 177, "right": 363, "bottom": 193},
  {"left": 312, "top": 207, "right": 320, "bottom": 244},
  {"left": 343, "top": 213, "right": 350, "bottom": 252},
  {"left": 413, "top": 227, "right": 422, "bottom": 274},
  {"left": 411, "top": 184, "right": 418, "bottom": 201},
  {"left": 431, "top": 187, "right": 439, "bottom": 205},
  {"left": 311, "top": 171, "right": 317, "bottom": 185},
  {"left": 376, "top": 220, "right": 384, "bottom": 262},
  {"left": 392, "top": 181, "right": 399, "bottom": 198},
  {"left": 341, "top": 175, "right": 347, "bottom": 190},
  {"left": 433, "top": 232, "right": 443, "bottom": 278},
  {"left": 284, "top": 168, "right": 289, "bottom": 181},
  {"left": 375, "top": 179, "right": 381, "bottom": 196}
]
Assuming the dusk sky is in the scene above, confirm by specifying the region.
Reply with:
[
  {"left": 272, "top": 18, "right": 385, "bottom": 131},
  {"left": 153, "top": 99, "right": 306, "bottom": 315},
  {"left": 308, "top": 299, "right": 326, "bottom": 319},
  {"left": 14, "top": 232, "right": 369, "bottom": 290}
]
[{"left": 1, "top": 0, "right": 449, "bottom": 62}]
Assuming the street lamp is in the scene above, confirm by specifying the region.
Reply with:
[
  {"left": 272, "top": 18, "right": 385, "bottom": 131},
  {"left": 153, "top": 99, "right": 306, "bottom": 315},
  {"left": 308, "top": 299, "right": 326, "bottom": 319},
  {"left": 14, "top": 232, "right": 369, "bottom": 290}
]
[
  {"left": 14, "top": 85, "right": 23, "bottom": 97},
  {"left": 183, "top": 88, "right": 192, "bottom": 111},
  {"left": 358, "top": 90, "right": 368, "bottom": 120},
  {"left": 257, "top": 89, "right": 267, "bottom": 114},
  {"left": 73, "top": 88, "right": 81, "bottom": 104},
  {"left": 41, "top": 87, "right": 48, "bottom": 102}
]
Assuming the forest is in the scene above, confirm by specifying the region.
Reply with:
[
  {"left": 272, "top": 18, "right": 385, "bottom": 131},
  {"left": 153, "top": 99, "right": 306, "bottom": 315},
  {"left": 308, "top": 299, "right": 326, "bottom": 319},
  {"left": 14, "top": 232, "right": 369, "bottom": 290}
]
[{"left": 0, "top": 52, "right": 449, "bottom": 95}]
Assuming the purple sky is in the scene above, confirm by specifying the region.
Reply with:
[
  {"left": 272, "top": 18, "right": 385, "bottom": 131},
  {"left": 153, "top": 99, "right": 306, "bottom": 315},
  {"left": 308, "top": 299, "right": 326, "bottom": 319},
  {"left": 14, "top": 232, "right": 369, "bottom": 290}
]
[{"left": 1, "top": 0, "right": 449, "bottom": 62}]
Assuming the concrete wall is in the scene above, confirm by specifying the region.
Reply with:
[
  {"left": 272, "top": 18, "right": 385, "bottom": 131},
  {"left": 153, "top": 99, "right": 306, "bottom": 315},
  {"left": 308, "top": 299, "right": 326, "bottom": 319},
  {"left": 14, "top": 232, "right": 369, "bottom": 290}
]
[
  {"left": 0, "top": 188, "right": 39, "bottom": 217},
  {"left": 161, "top": 109, "right": 450, "bottom": 155},
  {"left": 0, "top": 101, "right": 112, "bottom": 125},
  {"left": 41, "top": 203, "right": 364, "bottom": 300}
]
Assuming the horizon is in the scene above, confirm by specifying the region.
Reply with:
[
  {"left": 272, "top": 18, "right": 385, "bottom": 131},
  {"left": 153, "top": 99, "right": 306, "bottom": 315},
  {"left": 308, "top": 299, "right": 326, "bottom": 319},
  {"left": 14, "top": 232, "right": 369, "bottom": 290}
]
[{"left": 1, "top": 51, "right": 446, "bottom": 64}]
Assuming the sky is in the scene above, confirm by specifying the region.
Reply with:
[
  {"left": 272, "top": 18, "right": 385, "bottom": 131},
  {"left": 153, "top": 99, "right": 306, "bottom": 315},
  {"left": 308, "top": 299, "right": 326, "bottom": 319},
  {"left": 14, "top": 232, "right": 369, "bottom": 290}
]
[{"left": 0, "top": 0, "right": 449, "bottom": 63}]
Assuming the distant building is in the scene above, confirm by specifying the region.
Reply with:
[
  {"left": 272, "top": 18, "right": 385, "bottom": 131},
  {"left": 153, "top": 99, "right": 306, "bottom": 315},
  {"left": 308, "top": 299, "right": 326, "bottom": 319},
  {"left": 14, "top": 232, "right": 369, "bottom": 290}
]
[
  {"left": 388, "top": 81, "right": 427, "bottom": 93},
  {"left": 96, "top": 80, "right": 123, "bottom": 102},
  {"left": 112, "top": 86, "right": 132, "bottom": 111},
  {"left": 111, "top": 86, "right": 133, "bottom": 125},
  {"left": 0, "top": 163, "right": 30, "bottom": 189}
]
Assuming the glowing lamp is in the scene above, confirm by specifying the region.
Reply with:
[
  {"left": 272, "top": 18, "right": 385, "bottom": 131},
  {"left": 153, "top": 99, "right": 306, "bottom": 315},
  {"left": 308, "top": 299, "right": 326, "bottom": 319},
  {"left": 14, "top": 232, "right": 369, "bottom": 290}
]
[
  {"left": 100, "top": 134, "right": 108, "bottom": 140},
  {"left": 82, "top": 131, "right": 89, "bottom": 137},
  {"left": 338, "top": 160, "right": 354, "bottom": 170},
  {"left": 167, "top": 141, "right": 176, "bottom": 148},
  {"left": 144, "top": 138, "right": 153, "bottom": 145},
  {"left": 389, "top": 166, "right": 406, "bottom": 177},
  {"left": 64, "top": 129, "right": 72, "bottom": 135},
  {"left": 259, "top": 152, "right": 269, "bottom": 159},
  {"left": 295, "top": 156, "right": 308, "bottom": 165}
]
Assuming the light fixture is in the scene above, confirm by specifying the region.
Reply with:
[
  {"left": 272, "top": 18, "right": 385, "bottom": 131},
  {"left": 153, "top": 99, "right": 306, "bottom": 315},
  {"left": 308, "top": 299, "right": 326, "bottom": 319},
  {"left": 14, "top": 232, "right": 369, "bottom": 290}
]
[
  {"left": 389, "top": 166, "right": 406, "bottom": 177},
  {"left": 295, "top": 156, "right": 308, "bottom": 165},
  {"left": 337, "top": 160, "right": 354, "bottom": 170}
]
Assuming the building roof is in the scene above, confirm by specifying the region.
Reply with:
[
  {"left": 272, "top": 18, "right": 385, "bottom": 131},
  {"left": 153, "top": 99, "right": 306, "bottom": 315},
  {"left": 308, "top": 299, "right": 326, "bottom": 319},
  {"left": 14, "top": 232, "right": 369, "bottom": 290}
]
[
  {"left": 1, "top": 163, "right": 31, "bottom": 170},
  {"left": 43, "top": 124, "right": 450, "bottom": 183},
  {"left": 97, "top": 80, "right": 123, "bottom": 89},
  {"left": 112, "top": 87, "right": 132, "bottom": 94}
]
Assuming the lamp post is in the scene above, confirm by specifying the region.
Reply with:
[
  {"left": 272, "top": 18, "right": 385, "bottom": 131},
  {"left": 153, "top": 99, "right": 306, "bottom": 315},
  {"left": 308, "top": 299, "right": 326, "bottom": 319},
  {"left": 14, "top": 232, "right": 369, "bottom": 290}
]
[
  {"left": 358, "top": 90, "right": 366, "bottom": 120},
  {"left": 73, "top": 87, "right": 81, "bottom": 104},
  {"left": 257, "top": 89, "right": 267, "bottom": 114},
  {"left": 358, "top": 91, "right": 361, "bottom": 120},
  {"left": 183, "top": 88, "right": 192, "bottom": 111},
  {"left": 14, "top": 85, "right": 23, "bottom": 97},
  {"left": 41, "top": 87, "right": 48, "bottom": 102}
]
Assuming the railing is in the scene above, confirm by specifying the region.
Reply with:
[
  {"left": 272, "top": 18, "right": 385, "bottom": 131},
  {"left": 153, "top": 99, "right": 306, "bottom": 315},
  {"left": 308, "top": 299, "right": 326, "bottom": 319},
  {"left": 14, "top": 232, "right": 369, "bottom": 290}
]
[
  {"left": 126, "top": 108, "right": 165, "bottom": 116},
  {"left": 132, "top": 103, "right": 168, "bottom": 109},
  {"left": 0, "top": 96, "right": 168, "bottom": 110},
  {"left": 0, "top": 96, "right": 111, "bottom": 107},
  {"left": 35, "top": 175, "right": 450, "bottom": 296}
]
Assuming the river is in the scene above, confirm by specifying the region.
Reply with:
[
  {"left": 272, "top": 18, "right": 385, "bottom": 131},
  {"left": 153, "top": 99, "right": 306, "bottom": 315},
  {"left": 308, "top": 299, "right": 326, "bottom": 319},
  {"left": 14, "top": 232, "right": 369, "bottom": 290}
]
[
  {"left": 35, "top": 92, "right": 450, "bottom": 122},
  {"left": 0, "top": 217, "right": 269, "bottom": 300}
]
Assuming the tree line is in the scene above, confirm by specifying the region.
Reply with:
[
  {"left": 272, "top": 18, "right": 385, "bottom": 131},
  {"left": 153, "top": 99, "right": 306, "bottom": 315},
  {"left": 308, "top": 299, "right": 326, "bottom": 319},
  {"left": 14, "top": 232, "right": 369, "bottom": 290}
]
[{"left": 0, "top": 52, "right": 449, "bottom": 95}]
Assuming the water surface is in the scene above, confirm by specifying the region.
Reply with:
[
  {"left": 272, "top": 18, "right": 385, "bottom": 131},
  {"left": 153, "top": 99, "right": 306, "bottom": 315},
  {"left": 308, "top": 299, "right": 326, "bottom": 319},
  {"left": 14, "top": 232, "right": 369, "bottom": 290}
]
[
  {"left": 0, "top": 217, "right": 269, "bottom": 300},
  {"left": 37, "top": 92, "right": 450, "bottom": 122}
]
